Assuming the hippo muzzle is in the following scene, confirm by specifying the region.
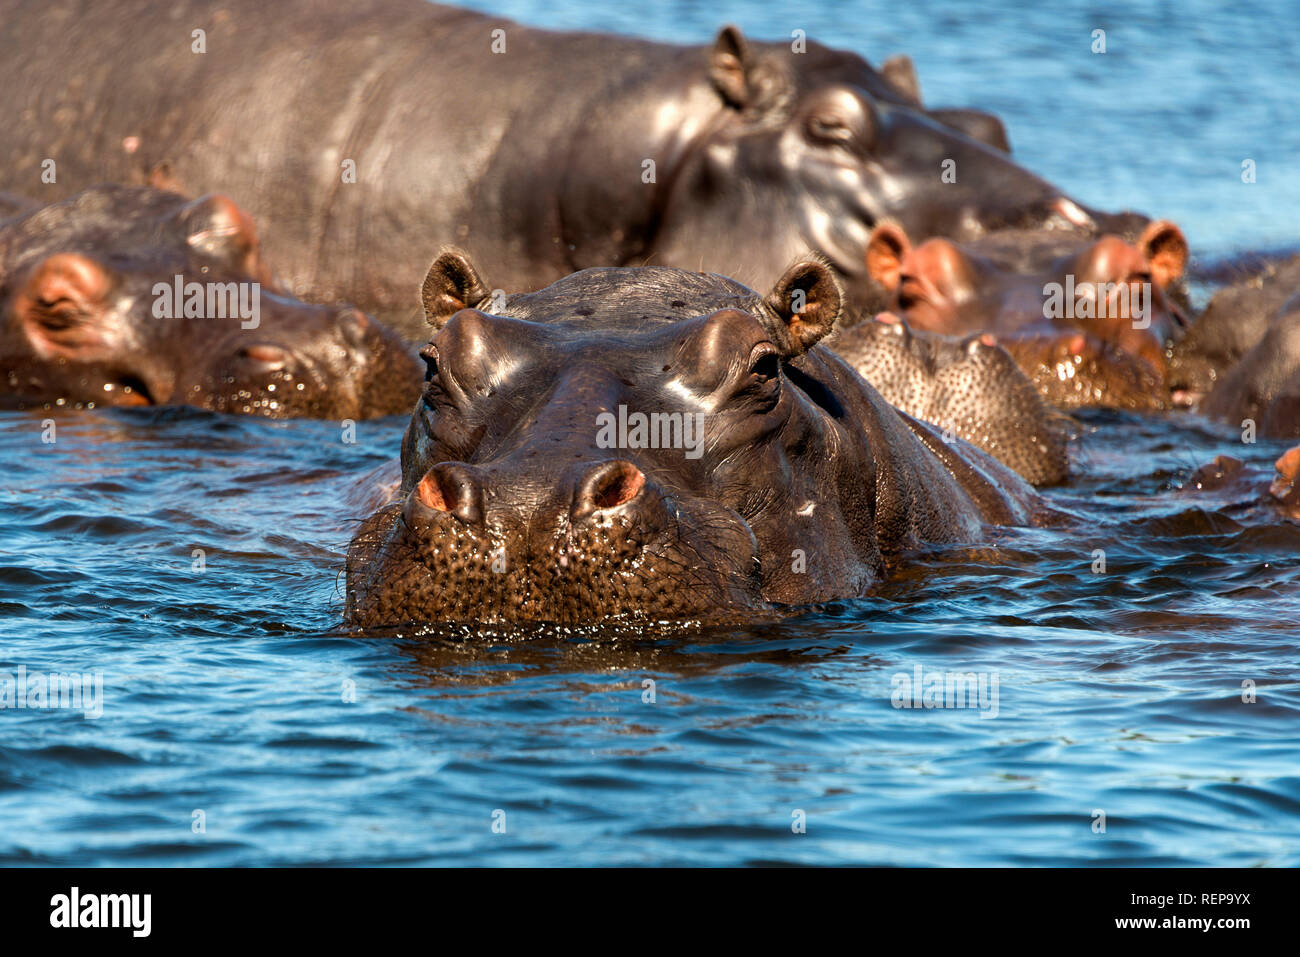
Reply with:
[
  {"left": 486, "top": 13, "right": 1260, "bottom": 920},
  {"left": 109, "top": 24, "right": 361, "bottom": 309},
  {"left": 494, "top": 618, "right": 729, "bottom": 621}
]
[{"left": 346, "top": 455, "right": 763, "bottom": 626}]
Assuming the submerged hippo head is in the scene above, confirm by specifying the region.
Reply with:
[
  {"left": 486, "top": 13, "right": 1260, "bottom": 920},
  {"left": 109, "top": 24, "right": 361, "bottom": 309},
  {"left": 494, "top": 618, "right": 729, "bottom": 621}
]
[
  {"left": 1200, "top": 294, "right": 1300, "bottom": 438},
  {"left": 1169, "top": 254, "right": 1300, "bottom": 405},
  {"left": 647, "top": 28, "right": 1129, "bottom": 313},
  {"left": 828, "top": 313, "right": 1069, "bottom": 485},
  {"left": 1183, "top": 446, "right": 1300, "bottom": 524},
  {"left": 859, "top": 220, "right": 1189, "bottom": 408},
  {"left": 0, "top": 185, "right": 420, "bottom": 418},
  {"left": 346, "top": 250, "right": 1036, "bottom": 627}
]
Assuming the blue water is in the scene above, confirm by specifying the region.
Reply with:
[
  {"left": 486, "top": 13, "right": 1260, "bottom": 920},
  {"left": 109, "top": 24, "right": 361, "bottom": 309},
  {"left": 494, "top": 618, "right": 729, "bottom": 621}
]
[{"left": 3, "top": 0, "right": 1300, "bottom": 866}]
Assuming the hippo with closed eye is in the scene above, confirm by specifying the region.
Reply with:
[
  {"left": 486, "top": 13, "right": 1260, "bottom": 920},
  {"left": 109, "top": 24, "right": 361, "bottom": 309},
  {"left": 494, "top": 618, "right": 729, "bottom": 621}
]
[
  {"left": 345, "top": 251, "right": 1044, "bottom": 627},
  {"left": 0, "top": 186, "right": 421, "bottom": 418},
  {"left": 0, "top": 0, "right": 1134, "bottom": 339}
]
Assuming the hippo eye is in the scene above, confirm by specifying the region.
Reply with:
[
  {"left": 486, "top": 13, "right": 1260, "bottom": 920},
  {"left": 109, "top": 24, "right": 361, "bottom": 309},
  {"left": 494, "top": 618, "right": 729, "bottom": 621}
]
[
  {"left": 419, "top": 344, "right": 439, "bottom": 383},
  {"left": 750, "top": 350, "right": 780, "bottom": 381},
  {"left": 806, "top": 113, "right": 852, "bottom": 145}
]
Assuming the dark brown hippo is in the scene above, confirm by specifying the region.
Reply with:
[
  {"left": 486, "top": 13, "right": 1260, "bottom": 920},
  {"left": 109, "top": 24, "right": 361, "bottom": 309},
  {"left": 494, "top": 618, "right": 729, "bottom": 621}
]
[
  {"left": 827, "top": 312, "right": 1069, "bottom": 485},
  {"left": 1183, "top": 447, "right": 1300, "bottom": 524},
  {"left": 0, "top": 0, "right": 1134, "bottom": 340},
  {"left": 345, "top": 251, "right": 1043, "bottom": 627},
  {"left": 857, "top": 221, "right": 1190, "bottom": 409},
  {"left": 1169, "top": 254, "right": 1300, "bottom": 407},
  {"left": 0, "top": 186, "right": 421, "bottom": 419},
  {"left": 1199, "top": 294, "right": 1300, "bottom": 438}
]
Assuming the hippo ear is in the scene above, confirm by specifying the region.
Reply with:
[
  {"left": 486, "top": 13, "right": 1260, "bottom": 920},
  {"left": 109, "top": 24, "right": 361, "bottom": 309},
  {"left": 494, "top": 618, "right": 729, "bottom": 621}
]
[
  {"left": 928, "top": 108, "right": 1012, "bottom": 153},
  {"left": 421, "top": 248, "right": 492, "bottom": 329},
  {"left": 709, "top": 26, "right": 755, "bottom": 109},
  {"left": 179, "top": 194, "right": 262, "bottom": 275},
  {"left": 881, "top": 54, "right": 922, "bottom": 106},
  {"left": 762, "top": 259, "right": 843, "bottom": 356},
  {"left": 15, "top": 253, "right": 114, "bottom": 357},
  {"left": 865, "top": 222, "right": 912, "bottom": 291},
  {"left": 1138, "top": 220, "right": 1188, "bottom": 288}
]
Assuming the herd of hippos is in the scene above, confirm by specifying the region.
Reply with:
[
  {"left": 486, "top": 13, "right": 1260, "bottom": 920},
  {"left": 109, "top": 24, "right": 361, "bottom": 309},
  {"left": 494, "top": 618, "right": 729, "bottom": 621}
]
[{"left": 2, "top": 0, "right": 1298, "bottom": 626}]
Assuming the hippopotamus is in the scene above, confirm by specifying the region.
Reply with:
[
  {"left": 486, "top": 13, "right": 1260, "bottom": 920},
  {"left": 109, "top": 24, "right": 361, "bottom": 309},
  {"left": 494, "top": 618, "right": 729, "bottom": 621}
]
[
  {"left": 1169, "top": 254, "right": 1300, "bottom": 406},
  {"left": 1182, "top": 447, "right": 1300, "bottom": 524},
  {"left": 0, "top": 185, "right": 421, "bottom": 418},
  {"left": 0, "top": 0, "right": 1133, "bottom": 341},
  {"left": 1198, "top": 294, "right": 1300, "bottom": 437},
  {"left": 827, "top": 313, "right": 1068, "bottom": 484},
  {"left": 345, "top": 251, "right": 1043, "bottom": 626},
  {"left": 856, "top": 220, "right": 1190, "bottom": 409}
]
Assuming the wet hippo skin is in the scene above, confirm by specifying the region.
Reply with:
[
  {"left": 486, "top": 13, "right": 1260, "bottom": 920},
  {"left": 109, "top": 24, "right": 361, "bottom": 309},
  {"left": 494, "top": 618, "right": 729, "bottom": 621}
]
[
  {"left": 828, "top": 312, "right": 1069, "bottom": 485},
  {"left": 0, "top": 186, "right": 421, "bottom": 419},
  {"left": 345, "top": 250, "right": 1045, "bottom": 626},
  {"left": 1170, "top": 254, "right": 1300, "bottom": 407},
  {"left": 858, "top": 221, "right": 1190, "bottom": 409},
  {"left": 1199, "top": 294, "right": 1300, "bottom": 438},
  {"left": 0, "top": 0, "right": 1135, "bottom": 340}
]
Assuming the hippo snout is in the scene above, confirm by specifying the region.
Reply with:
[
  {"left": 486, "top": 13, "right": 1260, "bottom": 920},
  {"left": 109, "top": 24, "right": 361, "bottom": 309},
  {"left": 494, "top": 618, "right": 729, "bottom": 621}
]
[
  {"left": 404, "top": 458, "right": 654, "bottom": 531},
  {"left": 351, "top": 455, "right": 762, "bottom": 626}
]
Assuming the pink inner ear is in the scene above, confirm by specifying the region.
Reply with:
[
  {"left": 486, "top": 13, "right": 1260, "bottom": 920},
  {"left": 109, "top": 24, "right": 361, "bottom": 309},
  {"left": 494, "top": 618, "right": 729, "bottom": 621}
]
[
  {"left": 17, "top": 253, "right": 112, "bottom": 358},
  {"left": 865, "top": 224, "right": 912, "bottom": 290},
  {"left": 1138, "top": 221, "right": 1189, "bottom": 288}
]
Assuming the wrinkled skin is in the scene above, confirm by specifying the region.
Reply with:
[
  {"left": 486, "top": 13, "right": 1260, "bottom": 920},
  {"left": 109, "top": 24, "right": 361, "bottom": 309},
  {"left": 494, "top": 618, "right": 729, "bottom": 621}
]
[
  {"left": 346, "top": 252, "right": 1041, "bottom": 626},
  {"left": 1182, "top": 447, "right": 1300, "bottom": 523},
  {"left": 857, "top": 221, "right": 1190, "bottom": 409},
  {"left": 828, "top": 312, "right": 1069, "bottom": 485},
  {"left": 1199, "top": 294, "right": 1300, "bottom": 437},
  {"left": 1169, "top": 254, "right": 1300, "bottom": 405},
  {"left": 0, "top": 0, "right": 1129, "bottom": 339},
  {"left": 0, "top": 186, "right": 420, "bottom": 418}
]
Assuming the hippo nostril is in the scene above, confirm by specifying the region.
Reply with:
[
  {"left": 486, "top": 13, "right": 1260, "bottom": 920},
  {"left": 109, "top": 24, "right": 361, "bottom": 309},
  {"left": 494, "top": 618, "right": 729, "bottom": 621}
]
[
  {"left": 573, "top": 460, "right": 645, "bottom": 519},
  {"left": 415, "top": 473, "right": 452, "bottom": 512},
  {"left": 413, "top": 463, "right": 483, "bottom": 525}
]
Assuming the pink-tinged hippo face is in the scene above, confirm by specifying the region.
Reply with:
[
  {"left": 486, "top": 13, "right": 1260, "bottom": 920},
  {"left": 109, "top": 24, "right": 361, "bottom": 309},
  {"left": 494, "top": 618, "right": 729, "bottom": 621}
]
[
  {"left": 0, "top": 186, "right": 421, "bottom": 419},
  {"left": 859, "top": 219, "right": 1190, "bottom": 409}
]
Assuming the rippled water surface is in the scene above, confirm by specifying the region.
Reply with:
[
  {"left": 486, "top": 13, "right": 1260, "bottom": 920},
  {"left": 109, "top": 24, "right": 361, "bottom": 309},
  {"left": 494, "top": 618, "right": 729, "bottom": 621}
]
[
  {"left": 2, "top": 0, "right": 1299, "bottom": 866},
  {"left": 3, "top": 408, "right": 1298, "bottom": 866}
]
